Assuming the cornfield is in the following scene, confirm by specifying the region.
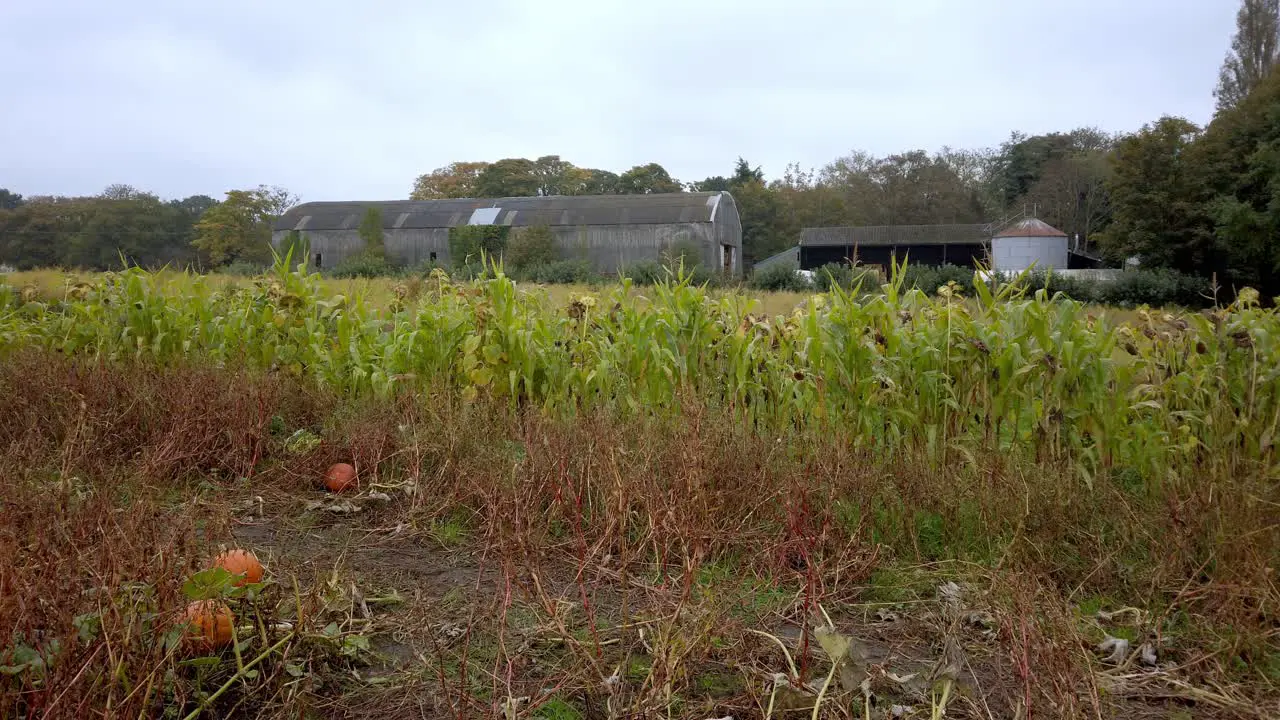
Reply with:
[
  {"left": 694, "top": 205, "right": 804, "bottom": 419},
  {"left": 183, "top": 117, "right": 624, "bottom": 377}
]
[
  {"left": 3, "top": 254, "right": 1280, "bottom": 719},
  {"left": 2, "top": 256, "right": 1276, "bottom": 485}
]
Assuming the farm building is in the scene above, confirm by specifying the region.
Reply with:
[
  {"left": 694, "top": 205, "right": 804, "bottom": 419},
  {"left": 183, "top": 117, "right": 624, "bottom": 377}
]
[
  {"left": 272, "top": 192, "right": 743, "bottom": 277},
  {"left": 751, "top": 246, "right": 799, "bottom": 273},
  {"left": 794, "top": 217, "right": 1096, "bottom": 274},
  {"left": 798, "top": 223, "right": 991, "bottom": 274}
]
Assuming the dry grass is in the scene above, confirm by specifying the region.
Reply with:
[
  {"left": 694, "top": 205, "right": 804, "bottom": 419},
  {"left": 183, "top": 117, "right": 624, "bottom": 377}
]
[{"left": 1, "top": 351, "right": 1276, "bottom": 719}]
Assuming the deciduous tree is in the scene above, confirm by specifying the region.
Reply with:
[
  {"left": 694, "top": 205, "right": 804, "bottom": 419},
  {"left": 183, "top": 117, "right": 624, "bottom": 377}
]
[
  {"left": 1098, "top": 117, "right": 1210, "bottom": 273},
  {"left": 618, "top": 163, "right": 682, "bottom": 194},
  {"left": 581, "top": 169, "right": 620, "bottom": 195},
  {"left": 0, "top": 189, "right": 26, "bottom": 210},
  {"left": 475, "top": 159, "right": 540, "bottom": 197},
  {"left": 192, "top": 186, "right": 295, "bottom": 266},
  {"left": 410, "top": 162, "right": 489, "bottom": 199}
]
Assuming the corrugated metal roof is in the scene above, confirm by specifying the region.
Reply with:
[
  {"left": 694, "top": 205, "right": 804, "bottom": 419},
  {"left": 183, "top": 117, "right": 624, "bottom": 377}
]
[
  {"left": 752, "top": 246, "right": 799, "bottom": 271},
  {"left": 800, "top": 224, "right": 991, "bottom": 248},
  {"left": 274, "top": 192, "right": 729, "bottom": 231},
  {"left": 993, "top": 218, "right": 1067, "bottom": 239}
]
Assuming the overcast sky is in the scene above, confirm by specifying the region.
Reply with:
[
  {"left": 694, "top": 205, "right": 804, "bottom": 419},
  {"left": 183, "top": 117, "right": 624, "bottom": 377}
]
[{"left": 0, "top": 1, "right": 1238, "bottom": 202}]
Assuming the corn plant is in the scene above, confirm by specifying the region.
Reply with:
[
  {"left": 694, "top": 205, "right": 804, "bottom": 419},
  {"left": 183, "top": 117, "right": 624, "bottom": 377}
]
[{"left": 2, "top": 254, "right": 1278, "bottom": 487}]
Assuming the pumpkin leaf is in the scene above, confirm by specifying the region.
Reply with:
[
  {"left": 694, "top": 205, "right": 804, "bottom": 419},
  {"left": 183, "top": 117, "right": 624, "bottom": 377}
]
[
  {"left": 0, "top": 643, "right": 45, "bottom": 676},
  {"left": 162, "top": 627, "right": 186, "bottom": 653},
  {"left": 183, "top": 567, "right": 236, "bottom": 601},
  {"left": 341, "top": 634, "right": 371, "bottom": 657},
  {"left": 285, "top": 662, "right": 305, "bottom": 678},
  {"left": 321, "top": 622, "right": 340, "bottom": 638},
  {"left": 73, "top": 612, "right": 101, "bottom": 644}
]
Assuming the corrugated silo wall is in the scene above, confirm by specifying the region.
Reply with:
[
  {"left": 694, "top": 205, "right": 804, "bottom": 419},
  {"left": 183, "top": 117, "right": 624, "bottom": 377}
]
[
  {"left": 991, "top": 236, "right": 1068, "bottom": 272},
  {"left": 548, "top": 223, "right": 718, "bottom": 276},
  {"left": 715, "top": 193, "right": 743, "bottom": 277}
]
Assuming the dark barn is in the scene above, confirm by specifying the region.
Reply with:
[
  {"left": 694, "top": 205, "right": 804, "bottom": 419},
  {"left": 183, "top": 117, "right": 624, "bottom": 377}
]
[{"left": 798, "top": 224, "right": 992, "bottom": 273}]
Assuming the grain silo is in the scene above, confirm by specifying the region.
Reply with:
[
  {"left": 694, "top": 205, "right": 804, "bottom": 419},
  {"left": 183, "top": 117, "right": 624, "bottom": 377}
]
[{"left": 991, "top": 218, "right": 1068, "bottom": 272}]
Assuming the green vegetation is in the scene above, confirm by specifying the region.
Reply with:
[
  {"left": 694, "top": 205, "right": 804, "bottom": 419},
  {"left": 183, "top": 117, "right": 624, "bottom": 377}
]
[
  {"left": 357, "top": 206, "right": 386, "bottom": 258},
  {"left": 750, "top": 262, "right": 810, "bottom": 292},
  {"left": 3, "top": 7, "right": 1279, "bottom": 717},
  {"left": 506, "top": 225, "right": 558, "bottom": 272},
  {"left": 1, "top": 254, "right": 1276, "bottom": 717}
]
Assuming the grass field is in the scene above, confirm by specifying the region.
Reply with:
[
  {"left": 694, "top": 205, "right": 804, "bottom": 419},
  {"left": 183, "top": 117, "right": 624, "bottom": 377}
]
[{"left": 0, "top": 261, "right": 1277, "bottom": 719}]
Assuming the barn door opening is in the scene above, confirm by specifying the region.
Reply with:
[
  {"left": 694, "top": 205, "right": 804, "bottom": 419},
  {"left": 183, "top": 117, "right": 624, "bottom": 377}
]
[{"left": 722, "top": 244, "right": 734, "bottom": 274}]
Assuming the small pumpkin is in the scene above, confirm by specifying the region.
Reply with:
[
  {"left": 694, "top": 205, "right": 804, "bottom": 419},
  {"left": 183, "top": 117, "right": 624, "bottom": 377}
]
[
  {"left": 212, "top": 549, "right": 263, "bottom": 586},
  {"left": 324, "top": 463, "right": 357, "bottom": 493},
  {"left": 181, "top": 600, "right": 234, "bottom": 651}
]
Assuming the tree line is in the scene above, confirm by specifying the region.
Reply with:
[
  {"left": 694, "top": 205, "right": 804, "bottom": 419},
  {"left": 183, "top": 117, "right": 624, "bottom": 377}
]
[
  {"left": 3, "top": 0, "right": 1278, "bottom": 297},
  {"left": 0, "top": 184, "right": 296, "bottom": 272},
  {"left": 410, "top": 134, "right": 1112, "bottom": 270}
]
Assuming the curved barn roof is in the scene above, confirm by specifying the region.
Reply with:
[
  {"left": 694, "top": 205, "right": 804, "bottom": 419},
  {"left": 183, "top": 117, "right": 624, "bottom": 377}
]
[
  {"left": 274, "top": 192, "right": 731, "bottom": 232},
  {"left": 993, "top": 218, "right": 1067, "bottom": 239}
]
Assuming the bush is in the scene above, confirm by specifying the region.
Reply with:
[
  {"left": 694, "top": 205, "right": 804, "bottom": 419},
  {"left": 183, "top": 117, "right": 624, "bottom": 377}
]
[
  {"left": 997, "top": 268, "right": 1212, "bottom": 308},
  {"left": 901, "top": 264, "right": 975, "bottom": 295},
  {"left": 682, "top": 263, "right": 726, "bottom": 288},
  {"left": 1018, "top": 270, "right": 1103, "bottom": 304},
  {"left": 358, "top": 207, "right": 386, "bottom": 258},
  {"left": 664, "top": 239, "right": 704, "bottom": 269},
  {"left": 507, "top": 226, "right": 559, "bottom": 271},
  {"left": 1098, "top": 269, "right": 1210, "bottom": 308},
  {"left": 221, "top": 260, "right": 269, "bottom": 277},
  {"left": 451, "top": 260, "right": 489, "bottom": 281},
  {"left": 812, "top": 263, "right": 880, "bottom": 293},
  {"left": 520, "top": 260, "right": 600, "bottom": 285},
  {"left": 410, "top": 259, "right": 448, "bottom": 277},
  {"left": 620, "top": 259, "right": 725, "bottom": 287},
  {"left": 750, "top": 263, "right": 811, "bottom": 292},
  {"left": 622, "top": 261, "right": 666, "bottom": 286},
  {"left": 330, "top": 253, "right": 401, "bottom": 279},
  {"left": 449, "top": 226, "right": 509, "bottom": 269}
]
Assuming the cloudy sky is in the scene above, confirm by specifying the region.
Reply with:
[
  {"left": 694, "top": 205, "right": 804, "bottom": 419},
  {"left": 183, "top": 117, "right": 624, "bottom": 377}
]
[{"left": 0, "top": 1, "right": 1237, "bottom": 202}]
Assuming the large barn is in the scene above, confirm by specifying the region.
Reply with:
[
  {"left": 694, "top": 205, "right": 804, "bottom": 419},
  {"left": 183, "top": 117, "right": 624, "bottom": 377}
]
[
  {"left": 798, "top": 223, "right": 991, "bottom": 274},
  {"left": 272, "top": 192, "right": 743, "bottom": 277}
]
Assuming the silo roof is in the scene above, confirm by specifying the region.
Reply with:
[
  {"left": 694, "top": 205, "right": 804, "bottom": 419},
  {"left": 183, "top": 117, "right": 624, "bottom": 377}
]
[
  {"left": 274, "top": 192, "right": 729, "bottom": 232},
  {"left": 993, "top": 218, "right": 1067, "bottom": 238}
]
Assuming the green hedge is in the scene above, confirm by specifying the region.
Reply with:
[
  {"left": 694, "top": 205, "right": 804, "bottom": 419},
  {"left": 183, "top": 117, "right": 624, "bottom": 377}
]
[
  {"left": 330, "top": 253, "right": 402, "bottom": 279},
  {"left": 516, "top": 260, "right": 601, "bottom": 284},
  {"left": 1001, "top": 268, "right": 1212, "bottom": 308},
  {"left": 750, "top": 263, "right": 811, "bottom": 292}
]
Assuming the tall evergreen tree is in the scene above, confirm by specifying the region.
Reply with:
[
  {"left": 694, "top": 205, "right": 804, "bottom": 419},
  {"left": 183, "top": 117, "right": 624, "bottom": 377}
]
[{"left": 1216, "top": 0, "right": 1280, "bottom": 112}]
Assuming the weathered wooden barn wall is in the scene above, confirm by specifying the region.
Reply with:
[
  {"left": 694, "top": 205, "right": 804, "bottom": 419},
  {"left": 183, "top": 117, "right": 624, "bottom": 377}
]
[{"left": 271, "top": 193, "right": 743, "bottom": 276}]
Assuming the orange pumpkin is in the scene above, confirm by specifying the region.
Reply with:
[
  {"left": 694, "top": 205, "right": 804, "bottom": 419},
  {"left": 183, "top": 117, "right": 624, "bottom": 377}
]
[
  {"left": 181, "top": 600, "right": 234, "bottom": 651},
  {"left": 324, "top": 463, "right": 357, "bottom": 492},
  {"left": 212, "top": 549, "right": 263, "bottom": 586}
]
